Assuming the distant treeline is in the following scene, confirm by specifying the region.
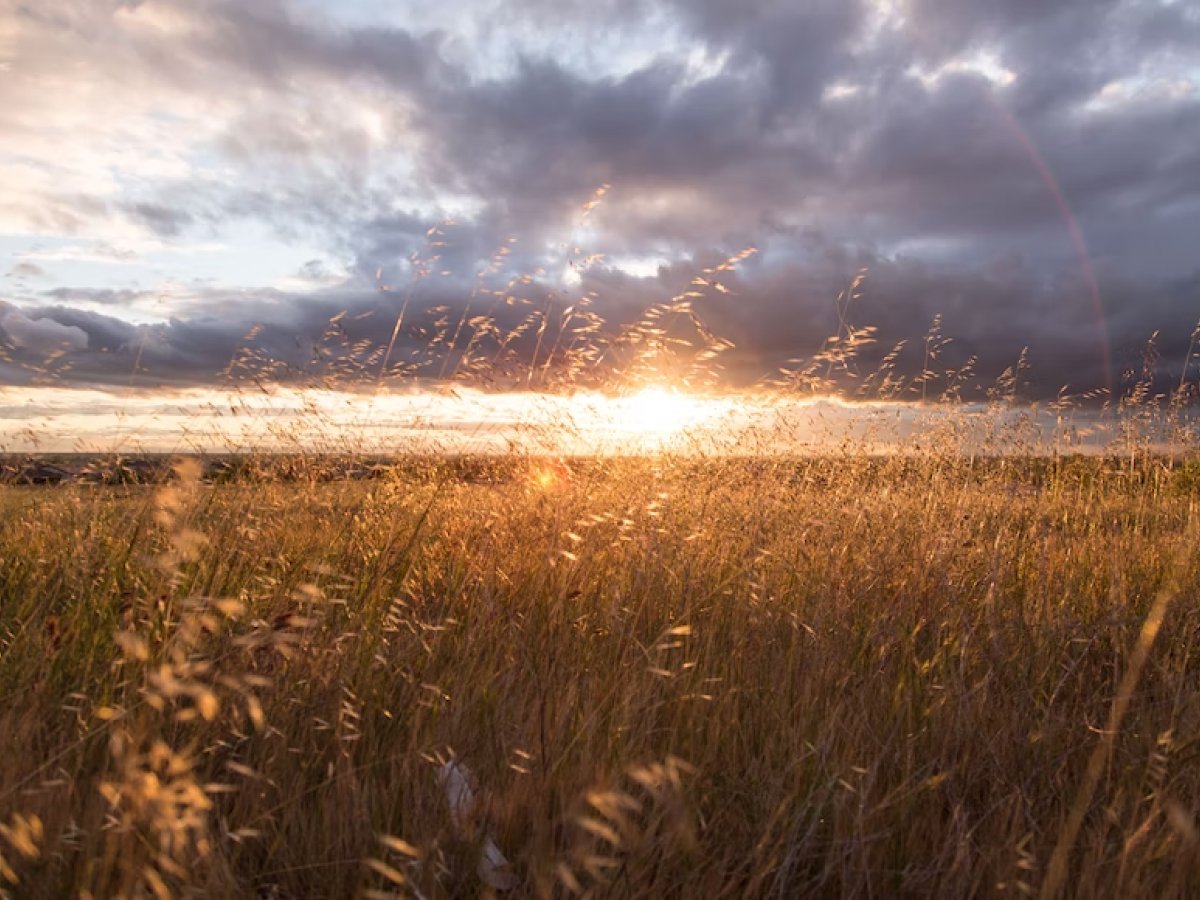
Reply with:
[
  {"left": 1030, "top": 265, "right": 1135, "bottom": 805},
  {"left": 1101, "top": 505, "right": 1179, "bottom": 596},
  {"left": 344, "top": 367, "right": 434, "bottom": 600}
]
[
  {"left": 0, "top": 454, "right": 516, "bottom": 486},
  {"left": 4, "top": 452, "right": 1200, "bottom": 493}
]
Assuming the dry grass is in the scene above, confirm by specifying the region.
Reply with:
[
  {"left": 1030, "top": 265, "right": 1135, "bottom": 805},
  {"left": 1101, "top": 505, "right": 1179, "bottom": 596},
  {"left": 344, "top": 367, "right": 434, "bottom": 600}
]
[
  {"left": 2, "top": 450, "right": 1200, "bottom": 897},
  {"left": 3, "top": 220, "right": 1200, "bottom": 896}
]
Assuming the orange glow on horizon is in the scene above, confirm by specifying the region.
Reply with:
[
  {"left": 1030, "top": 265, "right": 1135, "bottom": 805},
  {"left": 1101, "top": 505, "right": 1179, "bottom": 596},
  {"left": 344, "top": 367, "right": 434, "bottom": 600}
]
[{"left": 602, "top": 385, "right": 721, "bottom": 438}]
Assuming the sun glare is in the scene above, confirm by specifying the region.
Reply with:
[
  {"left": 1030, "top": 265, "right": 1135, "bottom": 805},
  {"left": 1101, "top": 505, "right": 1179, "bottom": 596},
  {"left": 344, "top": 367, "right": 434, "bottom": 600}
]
[{"left": 610, "top": 386, "right": 708, "bottom": 436}]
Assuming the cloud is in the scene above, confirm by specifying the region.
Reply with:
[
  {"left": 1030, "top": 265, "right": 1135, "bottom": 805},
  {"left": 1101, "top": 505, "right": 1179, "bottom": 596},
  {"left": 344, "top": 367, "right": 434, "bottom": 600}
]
[
  {"left": 0, "top": 0, "right": 1197, "bottom": 402},
  {"left": 7, "top": 262, "right": 45, "bottom": 279},
  {"left": 0, "top": 308, "right": 89, "bottom": 353},
  {"left": 0, "top": 246, "right": 1190, "bottom": 404}
]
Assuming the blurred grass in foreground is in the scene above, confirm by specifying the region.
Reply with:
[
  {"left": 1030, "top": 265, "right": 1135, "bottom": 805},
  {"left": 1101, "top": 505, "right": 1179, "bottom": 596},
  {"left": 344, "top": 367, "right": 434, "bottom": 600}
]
[{"left": 2, "top": 451, "right": 1200, "bottom": 897}]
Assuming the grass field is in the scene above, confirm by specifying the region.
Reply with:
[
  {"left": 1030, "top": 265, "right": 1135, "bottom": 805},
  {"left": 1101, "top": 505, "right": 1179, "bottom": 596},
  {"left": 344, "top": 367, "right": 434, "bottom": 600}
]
[{"left": 2, "top": 450, "right": 1200, "bottom": 897}]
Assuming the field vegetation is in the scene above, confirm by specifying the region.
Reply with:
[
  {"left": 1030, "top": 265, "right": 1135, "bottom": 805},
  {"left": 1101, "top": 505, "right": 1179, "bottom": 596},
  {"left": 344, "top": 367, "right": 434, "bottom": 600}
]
[
  {"left": 2, "top": 447, "right": 1200, "bottom": 897},
  {"left": 4, "top": 230, "right": 1200, "bottom": 897}
]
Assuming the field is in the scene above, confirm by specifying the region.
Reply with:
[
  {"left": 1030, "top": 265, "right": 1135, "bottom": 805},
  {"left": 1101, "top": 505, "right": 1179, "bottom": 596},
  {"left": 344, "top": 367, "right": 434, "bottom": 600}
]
[{"left": 1, "top": 451, "right": 1199, "bottom": 898}]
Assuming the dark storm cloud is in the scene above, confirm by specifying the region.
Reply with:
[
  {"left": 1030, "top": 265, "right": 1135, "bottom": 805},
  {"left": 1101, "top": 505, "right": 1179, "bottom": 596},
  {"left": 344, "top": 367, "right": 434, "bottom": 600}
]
[
  {"left": 0, "top": 305, "right": 89, "bottom": 353},
  {"left": 2, "top": 250, "right": 1192, "bottom": 402},
  {"left": 4, "top": 0, "right": 1199, "bottom": 399},
  {"left": 574, "top": 251, "right": 1067, "bottom": 395},
  {"left": 669, "top": 0, "right": 863, "bottom": 113},
  {"left": 104, "top": 0, "right": 448, "bottom": 96},
  {"left": 415, "top": 57, "right": 797, "bottom": 248},
  {"left": 3, "top": 271, "right": 570, "bottom": 390}
]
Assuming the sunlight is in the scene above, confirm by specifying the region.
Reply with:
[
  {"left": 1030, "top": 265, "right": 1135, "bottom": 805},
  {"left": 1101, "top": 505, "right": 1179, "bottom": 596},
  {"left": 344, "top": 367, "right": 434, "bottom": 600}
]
[
  {"left": 607, "top": 386, "right": 711, "bottom": 436},
  {"left": 529, "top": 457, "right": 571, "bottom": 491}
]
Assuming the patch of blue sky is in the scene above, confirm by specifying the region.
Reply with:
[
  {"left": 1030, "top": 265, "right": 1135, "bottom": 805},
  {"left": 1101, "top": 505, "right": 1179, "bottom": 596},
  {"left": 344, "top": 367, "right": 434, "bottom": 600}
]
[{"left": 1, "top": 226, "right": 349, "bottom": 321}]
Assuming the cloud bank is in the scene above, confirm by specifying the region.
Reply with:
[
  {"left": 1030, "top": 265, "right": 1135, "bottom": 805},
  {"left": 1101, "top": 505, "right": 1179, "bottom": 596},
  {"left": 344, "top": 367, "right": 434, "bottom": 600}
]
[{"left": 1, "top": 0, "right": 1198, "bottom": 400}]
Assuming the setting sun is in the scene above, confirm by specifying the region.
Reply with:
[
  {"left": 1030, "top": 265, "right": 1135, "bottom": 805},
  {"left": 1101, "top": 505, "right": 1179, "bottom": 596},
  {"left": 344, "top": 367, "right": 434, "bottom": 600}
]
[{"left": 610, "top": 386, "right": 707, "bottom": 435}]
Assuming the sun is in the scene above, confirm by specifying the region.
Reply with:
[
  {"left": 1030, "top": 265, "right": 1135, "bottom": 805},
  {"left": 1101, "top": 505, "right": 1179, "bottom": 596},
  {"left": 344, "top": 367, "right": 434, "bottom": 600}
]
[
  {"left": 525, "top": 386, "right": 736, "bottom": 453},
  {"left": 610, "top": 386, "right": 707, "bottom": 436}
]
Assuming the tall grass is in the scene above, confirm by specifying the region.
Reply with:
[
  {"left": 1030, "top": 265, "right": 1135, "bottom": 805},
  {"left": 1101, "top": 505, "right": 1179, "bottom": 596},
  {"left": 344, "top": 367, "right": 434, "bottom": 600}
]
[
  {"left": 2, "top": 449, "right": 1200, "bottom": 896},
  {"left": 3, "top": 215, "right": 1200, "bottom": 896}
]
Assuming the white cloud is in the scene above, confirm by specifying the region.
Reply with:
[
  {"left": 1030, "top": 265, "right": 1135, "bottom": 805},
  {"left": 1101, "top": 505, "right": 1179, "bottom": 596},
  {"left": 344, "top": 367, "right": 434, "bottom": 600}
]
[{"left": 906, "top": 50, "right": 1017, "bottom": 90}]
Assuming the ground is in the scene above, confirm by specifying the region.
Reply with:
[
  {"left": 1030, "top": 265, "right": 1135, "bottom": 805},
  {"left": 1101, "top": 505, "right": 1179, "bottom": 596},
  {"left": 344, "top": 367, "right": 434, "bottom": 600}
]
[{"left": 1, "top": 453, "right": 1198, "bottom": 897}]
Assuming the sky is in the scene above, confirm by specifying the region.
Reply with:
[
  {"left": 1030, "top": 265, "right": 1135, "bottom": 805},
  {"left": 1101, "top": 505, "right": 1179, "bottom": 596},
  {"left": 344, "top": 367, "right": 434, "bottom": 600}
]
[{"left": 1, "top": 0, "right": 1199, "bottom": 423}]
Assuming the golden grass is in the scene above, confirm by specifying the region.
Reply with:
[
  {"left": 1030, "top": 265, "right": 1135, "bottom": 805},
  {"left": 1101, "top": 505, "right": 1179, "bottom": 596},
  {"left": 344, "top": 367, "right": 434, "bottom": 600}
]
[
  {"left": 2, "top": 451, "right": 1199, "bottom": 897},
  {"left": 3, "top": 222, "right": 1200, "bottom": 896}
]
